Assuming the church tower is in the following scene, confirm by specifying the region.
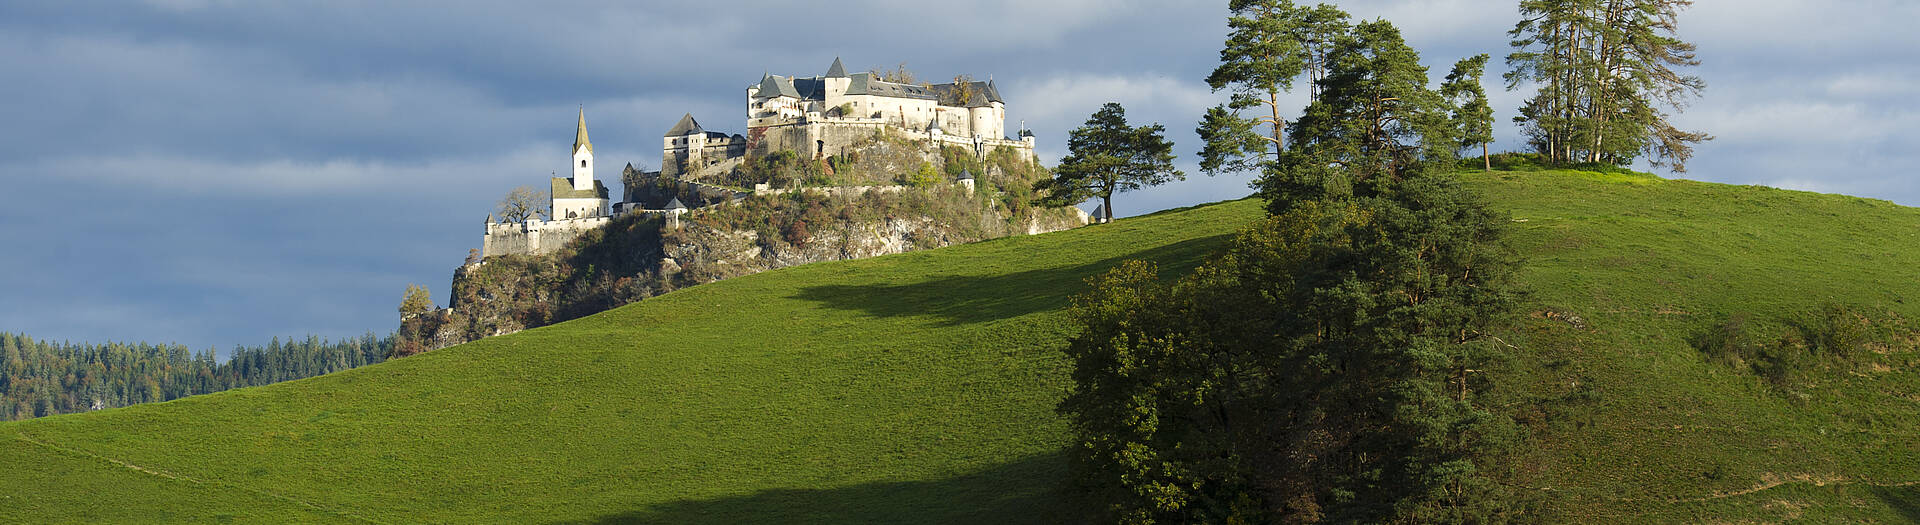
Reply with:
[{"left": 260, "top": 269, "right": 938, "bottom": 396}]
[{"left": 572, "top": 108, "right": 594, "bottom": 191}]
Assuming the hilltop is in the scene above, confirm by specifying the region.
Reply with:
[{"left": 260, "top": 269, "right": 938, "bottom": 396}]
[{"left": 4, "top": 169, "right": 1919, "bottom": 522}]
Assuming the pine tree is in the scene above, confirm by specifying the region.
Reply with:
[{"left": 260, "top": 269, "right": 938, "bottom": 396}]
[
  {"left": 1443, "top": 54, "right": 1497, "bottom": 171},
  {"left": 1198, "top": 0, "right": 1348, "bottom": 176},
  {"left": 1506, "top": 0, "right": 1709, "bottom": 170},
  {"left": 1033, "top": 103, "right": 1182, "bottom": 222},
  {"left": 1265, "top": 19, "right": 1456, "bottom": 213},
  {"left": 1064, "top": 15, "right": 1529, "bottom": 523}
]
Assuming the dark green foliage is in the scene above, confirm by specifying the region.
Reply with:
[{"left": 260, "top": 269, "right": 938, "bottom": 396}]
[
  {"left": 1441, "top": 54, "right": 1496, "bottom": 170},
  {"left": 1266, "top": 19, "right": 1459, "bottom": 214},
  {"left": 1061, "top": 178, "right": 1528, "bottom": 521},
  {"left": 1694, "top": 304, "right": 1889, "bottom": 392},
  {"left": 1033, "top": 102, "right": 1181, "bottom": 221},
  {"left": 1796, "top": 303, "right": 1868, "bottom": 360},
  {"left": 1199, "top": 0, "right": 1350, "bottom": 173},
  {"left": 1068, "top": 13, "right": 1532, "bottom": 522},
  {"left": 0, "top": 332, "right": 391, "bottom": 421}
]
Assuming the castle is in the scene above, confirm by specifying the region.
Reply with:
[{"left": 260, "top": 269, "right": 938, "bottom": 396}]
[
  {"left": 482, "top": 58, "right": 1034, "bottom": 258},
  {"left": 663, "top": 57, "right": 1036, "bottom": 179}
]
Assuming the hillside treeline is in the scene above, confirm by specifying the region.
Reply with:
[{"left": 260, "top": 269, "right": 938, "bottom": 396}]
[{"left": 0, "top": 332, "right": 391, "bottom": 421}]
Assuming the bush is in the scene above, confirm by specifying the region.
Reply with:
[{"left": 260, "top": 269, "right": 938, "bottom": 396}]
[
  {"left": 1796, "top": 303, "right": 1867, "bottom": 360},
  {"left": 1691, "top": 314, "right": 1757, "bottom": 367}
]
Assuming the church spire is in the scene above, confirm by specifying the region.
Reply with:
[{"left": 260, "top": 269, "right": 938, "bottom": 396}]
[{"left": 573, "top": 107, "right": 593, "bottom": 155}]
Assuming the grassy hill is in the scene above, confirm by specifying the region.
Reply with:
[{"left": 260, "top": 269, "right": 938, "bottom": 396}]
[{"left": 4, "top": 169, "right": 1919, "bottom": 523}]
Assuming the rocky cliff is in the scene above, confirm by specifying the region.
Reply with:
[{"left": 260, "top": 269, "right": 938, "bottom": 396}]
[{"left": 397, "top": 148, "right": 1083, "bottom": 355}]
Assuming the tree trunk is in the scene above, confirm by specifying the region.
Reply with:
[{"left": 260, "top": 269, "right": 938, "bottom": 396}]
[
  {"left": 1269, "top": 91, "right": 1286, "bottom": 159},
  {"left": 1102, "top": 193, "right": 1114, "bottom": 223},
  {"left": 1483, "top": 142, "right": 1491, "bottom": 172}
]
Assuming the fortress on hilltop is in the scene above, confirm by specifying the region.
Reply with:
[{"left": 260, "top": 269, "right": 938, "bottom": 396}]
[
  {"left": 661, "top": 57, "right": 1035, "bottom": 179},
  {"left": 482, "top": 58, "right": 1039, "bottom": 258}
]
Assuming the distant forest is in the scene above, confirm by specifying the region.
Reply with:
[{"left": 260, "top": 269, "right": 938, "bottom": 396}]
[{"left": 0, "top": 332, "right": 392, "bottom": 421}]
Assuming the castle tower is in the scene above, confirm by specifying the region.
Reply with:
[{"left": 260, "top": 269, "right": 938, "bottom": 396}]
[
  {"left": 572, "top": 108, "right": 594, "bottom": 191},
  {"left": 822, "top": 57, "right": 851, "bottom": 108}
]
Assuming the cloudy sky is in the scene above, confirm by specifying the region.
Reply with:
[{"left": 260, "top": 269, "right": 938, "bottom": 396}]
[{"left": 2, "top": 0, "right": 1914, "bottom": 353}]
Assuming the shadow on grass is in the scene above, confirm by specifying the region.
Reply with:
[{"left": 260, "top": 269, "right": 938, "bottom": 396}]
[
  {"left": 791, "top": 234, "right": 1231, "bottom": 326},
  {"left": 1874, "top": 485, "right": 1920, "bottom": 521},
  {"left": 566, "top": 452, "right": 1094, "bottom": 525}
]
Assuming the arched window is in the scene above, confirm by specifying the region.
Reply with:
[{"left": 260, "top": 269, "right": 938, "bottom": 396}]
[{"left": 581, "top": 160, "right": 588, "bottom": 168}]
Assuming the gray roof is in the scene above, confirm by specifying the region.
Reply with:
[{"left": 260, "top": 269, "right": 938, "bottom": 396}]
[
  {"left": 666, "top": 113, "right": 703, "bottom": 137},
  {"left": 792, "top": 77, "right": 823, "bottom": 99},
  {"left": 825, "top": 57, "right": 848, "bottom": 78},
  {"left": 754, "top": 74, "right": 801, "bottom": 100},
  {"left": 664, "top": 197, "right": 687, "bottom": 210},
  {"left": 958, "top": 169, "right": 974, "bottom": 180},
  {"left": 847, "top": 73, "right": 937, "bottom": 100},
  {"left": 929, "top": 80, "right": 1003, "bottom": 108}
]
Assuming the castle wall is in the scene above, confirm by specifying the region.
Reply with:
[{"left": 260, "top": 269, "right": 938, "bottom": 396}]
[{"left": 482, "top": 216, "right": 611, "bottom": 258}]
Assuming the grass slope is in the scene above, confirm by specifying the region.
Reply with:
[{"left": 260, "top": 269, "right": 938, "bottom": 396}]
[
  {"left": 2, "top": 197, "right": 1249, "bottom": 524},
  {"left": 4, "top": 170, "right": 1919, "bottom": 523}
]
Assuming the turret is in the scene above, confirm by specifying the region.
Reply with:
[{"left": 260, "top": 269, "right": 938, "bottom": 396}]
[
  {"left": 822, "top": 57, "right": 851, "bottom": 107},
  {"left": 572, "top": 108, "right": 594, "bottom": 191}
]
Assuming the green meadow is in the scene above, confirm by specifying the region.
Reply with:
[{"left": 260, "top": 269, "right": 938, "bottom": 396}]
[{"left": 4, "top": 169, "right": 1919, "bottom": 523}]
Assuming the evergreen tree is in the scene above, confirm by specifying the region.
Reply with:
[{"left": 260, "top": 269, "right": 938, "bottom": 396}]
[
  {"left": 1506, "top": 0, "right": 1710, "bottom": 170},
  {"left": 1267, "top": 19, "right": 1456, "bottom": 213},
  {"left": 1063, "top": 15, "right": 1528, "bottom": 524},
  {"left": 1443, "top": 54, "right": 1497, "bottom": 171},
  {"left": 1034, "top": 103, "right": 1182, "bottom": 222},
  {"left": 1198, "top": 1, "right": 1351, "bottom": 176}
]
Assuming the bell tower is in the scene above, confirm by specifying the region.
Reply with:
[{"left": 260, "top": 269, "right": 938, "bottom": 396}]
[{"left": 571, "top": 108, "right": 594, "bottom": 191}]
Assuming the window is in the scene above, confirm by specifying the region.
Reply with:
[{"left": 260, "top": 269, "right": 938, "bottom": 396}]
[{"left": 580, "top": 160, "right": 587, "bottom": 168}]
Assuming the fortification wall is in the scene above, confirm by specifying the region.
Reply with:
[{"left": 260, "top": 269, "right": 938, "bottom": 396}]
[{"left": 482, "top": 216, "right": 611, "bottom": 258}]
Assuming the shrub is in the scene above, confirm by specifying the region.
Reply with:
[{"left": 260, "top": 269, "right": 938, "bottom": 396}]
[
  {"left": 1796, "top": 303, "right": 1867, "bottom": 360},
  {"left": 1691, "top": 314, "right": 1757, "bottom": 367}
]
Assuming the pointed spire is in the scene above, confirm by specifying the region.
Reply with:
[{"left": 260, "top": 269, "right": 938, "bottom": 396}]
[
  {"left": 573, "top": 107, "right": 593, "bottom": 155},
  {"left": 826, "top": 57, "right": 848, "bottom": 78}
]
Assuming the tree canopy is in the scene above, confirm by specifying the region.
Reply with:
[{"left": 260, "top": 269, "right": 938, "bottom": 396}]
[
  {"left": 1063, "top": 12, "right": 1531, "bottom": 523},
  {"left": 497, "top": 185, "right": 547, "bottom": 223},
  {"left": 1506, "top": 0, "right": 1710, "bottom": 171},
  {"left": 1034, "top": 103, "right": 1181, "bottom": 222},
  {"left": 1197, "top": 0, "right": 1350, "bottom": 176}
]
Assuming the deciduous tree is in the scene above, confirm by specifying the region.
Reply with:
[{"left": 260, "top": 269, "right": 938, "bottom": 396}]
[
  {"left": 399, "top": 284, "right": 434, "bottom": 319},
  {"left": 497, "top": 185, "right": 547, "bottom": 223}
]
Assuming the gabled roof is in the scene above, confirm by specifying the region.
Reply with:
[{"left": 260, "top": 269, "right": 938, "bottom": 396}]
[
  {"left": 573, "top": 108, "right": 593, "bottom": 154},
  {"left": 754, "top": 74, "right": 803, "bottom": 100},
  {"left": 848, "top": 73, "right": 938, "bottom": 100},
  {"left": 551, "top": 177, "right": 608, "bottom": 200},
  {"left": 930, "top": 80, "right": 1002, "bottom": 108},
  {"left": 666, "top": 113, "right": 703, "bottom": 137},
  {"left": 826, "top": 57, "right": 848, "bottom": 78}
]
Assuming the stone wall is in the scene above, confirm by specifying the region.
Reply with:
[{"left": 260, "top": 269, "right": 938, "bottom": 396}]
[{"left": 482, "top": 216, "right": 611, "bottom": 257}]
